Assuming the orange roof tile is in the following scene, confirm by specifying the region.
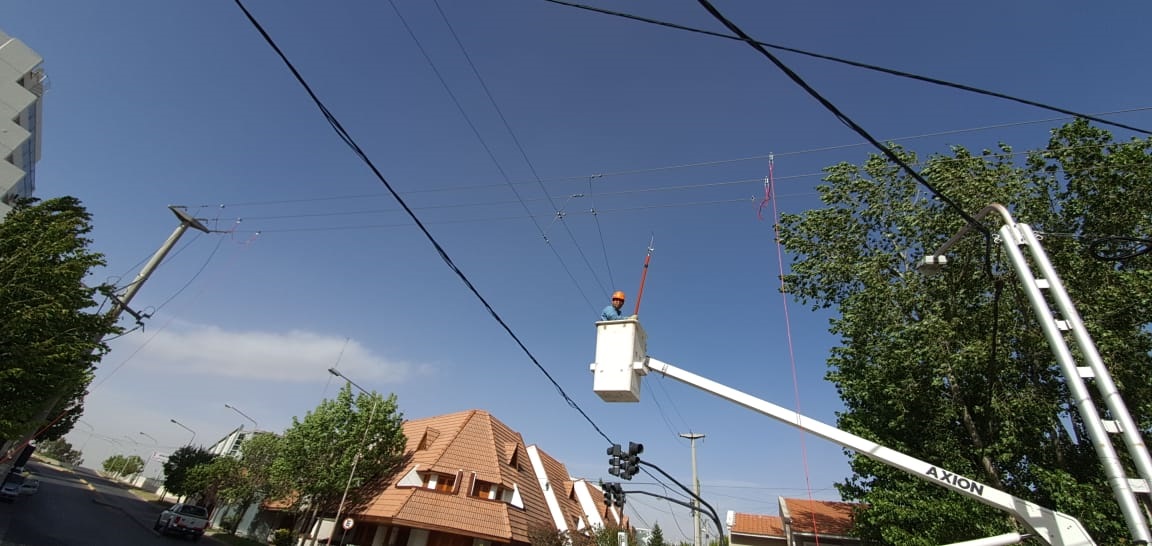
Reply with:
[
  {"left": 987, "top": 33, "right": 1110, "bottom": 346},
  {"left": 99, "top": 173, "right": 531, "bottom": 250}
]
[
  {"left": 781, "top": 498, "right": 859, "bottom": 537},
  {"left": 354, "top": 409, "right": 557, "bottom": 543},
  {"left": 730, "top": 513, "right": 785, "bottom": 537},
  {"left": 532, "top": 446, "right": 587, "bottom": 530}
]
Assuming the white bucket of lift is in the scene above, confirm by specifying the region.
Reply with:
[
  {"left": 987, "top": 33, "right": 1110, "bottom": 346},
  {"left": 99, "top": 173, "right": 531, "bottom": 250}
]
[{"left": 591, "top": 319, "right": 647, "bottom": 403}]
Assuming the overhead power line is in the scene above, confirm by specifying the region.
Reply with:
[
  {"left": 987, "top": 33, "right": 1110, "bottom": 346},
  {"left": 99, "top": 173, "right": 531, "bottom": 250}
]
[
  {"left": 540, "top": 0, "right": 1152, "bottom": 136},
  {"left": 231, "top": 0, "right": 616, "bottom": 447},
  {"left": 386, "top": 0, "right": 601, "bottom": 311},
  {"left": 691, "top": 0, "right": 994, "bottom": 265}
]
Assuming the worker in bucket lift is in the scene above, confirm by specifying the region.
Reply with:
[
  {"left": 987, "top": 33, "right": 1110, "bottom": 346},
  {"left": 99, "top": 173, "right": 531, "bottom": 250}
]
[{"left": 600, "top": 291, "right": 628, "bottom": 321}]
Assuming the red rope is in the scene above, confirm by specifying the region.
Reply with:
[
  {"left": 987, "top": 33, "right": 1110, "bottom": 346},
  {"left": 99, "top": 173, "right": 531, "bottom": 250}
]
[{"left": 767, "top": 156, "right": 821, "bottom": 544}]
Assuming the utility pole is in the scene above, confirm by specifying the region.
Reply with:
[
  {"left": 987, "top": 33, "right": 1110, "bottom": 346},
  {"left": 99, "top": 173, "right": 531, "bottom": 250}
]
[
  {"left": 1, "top": 206, "right": 210, "bottom": 467},
  {"left": 680, "top": 432, "right": 705, "bottom": 546},
  {"left": 105, "top": 206, "right": 210, "bottom": 323}
]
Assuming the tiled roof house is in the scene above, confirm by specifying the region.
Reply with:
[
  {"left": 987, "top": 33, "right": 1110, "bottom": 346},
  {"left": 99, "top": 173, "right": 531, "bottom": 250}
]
[
  {"left": 333, "top": 409, "right": 625, "bottom": 546},
  {"left": 780, "top": 498, "right": 860, "bottom": 546},
  {"left": 728, "top": 498, "right": 861, "bottom": 546},
  {"left": 728, "top": 512, "right": 786, "bottom": 546}
]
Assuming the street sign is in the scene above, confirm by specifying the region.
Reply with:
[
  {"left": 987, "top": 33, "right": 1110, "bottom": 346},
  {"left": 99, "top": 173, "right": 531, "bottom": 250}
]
[{"left": 342, "top": 518, "right": 355, "bottom": 530}]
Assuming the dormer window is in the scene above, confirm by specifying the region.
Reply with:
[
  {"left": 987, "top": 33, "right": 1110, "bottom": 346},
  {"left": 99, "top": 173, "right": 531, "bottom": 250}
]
[
  {"left": 472, "top": 480, "right": 511, "bottom": 502},
  {"left": 423, "top": 471, "right": 457, "bottom": 493}
]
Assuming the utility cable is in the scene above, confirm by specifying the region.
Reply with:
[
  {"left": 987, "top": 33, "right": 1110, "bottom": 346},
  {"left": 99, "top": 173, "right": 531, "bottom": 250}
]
[
  {"left": 430, "top": 0, "right": 613, "bottom": 297},
  {"left": 693, "top": 0, "right": 993, "bottom": 275},
  {"left": 232, "top": 0, "right": 616, "bottom": 447},
  {"left": 205, "top": 107, "right": 1151, "bottom": 212},
  {"left": 230, "top": 197, "right": 756, "bottom": 234},
  {"left": 390, "top": 0, "right": 603, "bottom": 309},
  {"left": 539, "top": 0, "right": 1152, "bottom": 136}
]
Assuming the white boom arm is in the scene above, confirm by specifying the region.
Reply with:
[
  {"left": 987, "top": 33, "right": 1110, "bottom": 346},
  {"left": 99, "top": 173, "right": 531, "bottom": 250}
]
[{"left": 590, "top": 318, "right": 1096, "bottom": 546}]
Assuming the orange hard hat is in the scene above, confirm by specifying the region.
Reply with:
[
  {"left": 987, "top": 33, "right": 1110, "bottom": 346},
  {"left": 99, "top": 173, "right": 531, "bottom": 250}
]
[{"left": 611, "top": 291, "right": 626, "bottom": 301}]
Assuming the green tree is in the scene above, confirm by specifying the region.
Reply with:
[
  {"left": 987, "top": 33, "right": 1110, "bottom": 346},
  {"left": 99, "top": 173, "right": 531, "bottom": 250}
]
[
  {"left": 163, "top": 446, "right": 218, "bottom": 499},
  {"left": 648, "top": 523, "right": 666, "bottom": 546},
  {"left": 38, "top": 438, "right": 82, "bottom": 466},
  {"left": 528, "top": 525, "right": 570, "bottom": 546},
  {"left": 590, "top": 524, "right": 634, "bottom": 546},
  {"left": 0, "top": 197, "right": 120, "bottom": 443},
  {"left": 271, "top": 384, "right": 406, "bottom": 535},
  {"left": 102, "top": 453, "right": 144, "bottom": 476},
  {"left": 778, "top": 120, "right": 1152, "bottom": 544},
  {"left": 220, "top": 433, "right": 283, "bottom": 533}
]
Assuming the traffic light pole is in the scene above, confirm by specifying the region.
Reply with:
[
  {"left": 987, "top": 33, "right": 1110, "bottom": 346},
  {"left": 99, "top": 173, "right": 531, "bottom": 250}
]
[
  {"left": 618, "top": 488, "right": 722, "bottom": 541},
  {"left": 605, "top": 441, "right": 722, "bottom": 542}
]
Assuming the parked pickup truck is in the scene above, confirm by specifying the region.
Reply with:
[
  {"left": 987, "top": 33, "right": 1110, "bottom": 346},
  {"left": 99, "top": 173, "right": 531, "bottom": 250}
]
[{"left": 154, "top": 503, "right": 209, "bottom": 541}]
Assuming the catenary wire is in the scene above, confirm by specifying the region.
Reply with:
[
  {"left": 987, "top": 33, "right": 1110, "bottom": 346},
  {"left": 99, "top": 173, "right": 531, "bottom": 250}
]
[
  {"left": 430, "top": 0, "right": 614, "bottom": 298},
  {"left": 232, "top": 0, "right": 618, "bottom": 451},
  {"left": 693, "top": 0, "right": 994, "bottom": 279},
  {"left": 539, "top": 0, "right": 1152, "bottom": 136},
  {"left": 230, "top": 198, "right": 756, "bottom": 234},
  {"left": 206, "top": 106, "right": 1152, "bottom": 212},
  {"left": 587, "top": 175, "right": 617, "bottom": 289},
  {"left": 387, "top": 0, "right": 602, "bottom": 310}
]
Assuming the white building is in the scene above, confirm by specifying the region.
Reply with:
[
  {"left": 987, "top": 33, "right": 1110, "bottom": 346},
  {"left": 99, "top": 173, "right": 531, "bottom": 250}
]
[{"left": 0, "top": 29, "right": 46, "bottom": 218}]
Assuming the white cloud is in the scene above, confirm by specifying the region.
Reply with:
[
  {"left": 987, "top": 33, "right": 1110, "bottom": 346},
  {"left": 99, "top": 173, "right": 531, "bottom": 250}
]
[{"left": 106, "top": 322, "right": 423, "bottom": 383}]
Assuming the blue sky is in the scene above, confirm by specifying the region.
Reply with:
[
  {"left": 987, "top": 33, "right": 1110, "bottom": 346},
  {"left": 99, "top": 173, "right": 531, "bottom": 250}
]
[{"left": 6, "top": 0, "right": 1152, "bottom": 540}]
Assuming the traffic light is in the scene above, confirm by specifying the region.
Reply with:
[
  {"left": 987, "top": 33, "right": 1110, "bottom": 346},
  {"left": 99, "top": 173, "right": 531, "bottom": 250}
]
[
  {"left": 600, "top": 482, "right": 625, "bottom": 509},
  {"left": 621, "top": 442, "right": 643, "bottom": 480},
  {"left": 607, "top": 444, "right": 624, "bottom": 477},
  {"left": 607, "top": 442, "right": 642, "bottom": 480}
]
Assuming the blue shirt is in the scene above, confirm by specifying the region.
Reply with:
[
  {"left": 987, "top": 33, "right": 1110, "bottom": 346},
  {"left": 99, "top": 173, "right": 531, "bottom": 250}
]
[{"left": 600, "top": 305, "right": 625, "bottom": 321}]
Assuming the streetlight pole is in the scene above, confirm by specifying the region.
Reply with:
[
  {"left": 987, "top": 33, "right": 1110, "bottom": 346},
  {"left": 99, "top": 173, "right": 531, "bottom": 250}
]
[
  {"left": 679, "top": 432, "right": 705, "bottom": 546},
  {"left": 122, "top": 435, "right": 145, "bottom": 480},
  {"left": 224, "top": 404, "right": 259, "bottom": 430},
  {"left": 139, "top": 432, "right": 159, "bottom": 479},
  {"left": 75, "top": 420, "right": 95, "bottom": 460},
  {"left": 170, "top": 419, "right": 197, "bottom": 446},
  {"left": 326, "top": 368, "right": 379, "bottom": 546}
]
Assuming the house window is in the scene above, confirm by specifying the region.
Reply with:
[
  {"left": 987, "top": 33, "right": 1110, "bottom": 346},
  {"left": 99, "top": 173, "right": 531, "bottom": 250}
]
[
  {"left": 472, "top": 480, "right": 502, "bottom": 500},
  {"left": 422, "top": 472, "right": 456, "bottom": 493}
]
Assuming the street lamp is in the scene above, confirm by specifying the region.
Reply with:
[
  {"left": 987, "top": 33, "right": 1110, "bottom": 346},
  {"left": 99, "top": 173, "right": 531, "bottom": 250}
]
[
  {"left": 170, "top": 419, "right": 197, "bottom": 446},
  {"left": 122, "top": 435, "right": 146, "bottom": 479},
  {"left": 139, "top": 432, "right": 159, "bottom": 478},
  {"left": 224, "top": 403, "right": 259, "bottom": 430},
  {"left": 326, "top": 368, "right": 379, "bottom": 546}
]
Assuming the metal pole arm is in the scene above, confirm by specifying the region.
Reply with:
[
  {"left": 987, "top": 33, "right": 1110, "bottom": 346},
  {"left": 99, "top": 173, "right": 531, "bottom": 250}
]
[
  {"left": 589, "top": 319, "right": 1095, "bottom": 545},
  {"left": 637, "top": 460, "right": 721, "bottom": 535},
  {"left": 621, "top": 489, "right": 722, "bottom": 538},
  {"left": 645, "top": 356, "right": 1092, "bottom": 546}
]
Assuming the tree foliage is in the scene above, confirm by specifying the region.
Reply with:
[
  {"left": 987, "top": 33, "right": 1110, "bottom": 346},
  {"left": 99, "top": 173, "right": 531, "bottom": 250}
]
[
  {"left": 271, "top": 384, "right": 406, "bottom": 520},
  {"left": 778, "top": 120, "right": 1152, "bottom": 544},
  {"left": 648, "top": 523, "right": 666, "bottom": 546},
  {"left": 102, "top": 453, "right": 144, "bottom": 476},
  {"left": 0, "top": 197, "right": 119, "bottom": 441},
  {"left": 163, "top": 446, "right": 218, "bottom": 498},
  {"left": 38, "top": 437, "right": 82, "bottom": 466},
  {"left": 215, "top": 432, "right": 283, "bottom": 534}
]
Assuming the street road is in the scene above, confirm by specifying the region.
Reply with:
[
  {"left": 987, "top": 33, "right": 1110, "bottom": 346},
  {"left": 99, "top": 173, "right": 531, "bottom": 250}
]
[{"left": 0, "top": 461, "right": 203, "bottom": 545}]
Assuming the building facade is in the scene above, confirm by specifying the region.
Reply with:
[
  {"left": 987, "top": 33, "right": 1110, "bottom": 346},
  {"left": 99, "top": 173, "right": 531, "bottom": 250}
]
[{"left": 0, "top": 29, "right": 45, "bottom": 217}]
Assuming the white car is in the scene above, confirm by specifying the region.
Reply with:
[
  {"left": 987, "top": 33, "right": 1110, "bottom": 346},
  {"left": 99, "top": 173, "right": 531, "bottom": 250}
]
[{"left": 19, "top": 478, "right": 39, "bottom": 495}]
